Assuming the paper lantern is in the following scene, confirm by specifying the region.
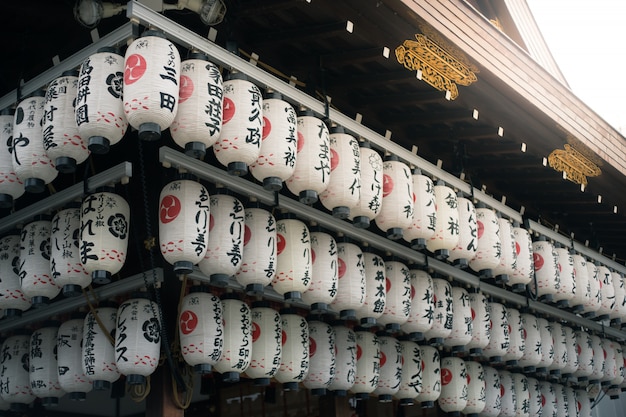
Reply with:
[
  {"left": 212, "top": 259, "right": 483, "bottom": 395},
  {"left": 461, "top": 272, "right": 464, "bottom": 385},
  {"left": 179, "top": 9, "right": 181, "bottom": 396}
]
[
  {"left": 443, "top": 287, "right": 472, "bottom": 352},
  {"left": 466, "top": 291, "right": 490, "bottom": 357},
  {"left": 403, "top": 169, "right": 436, "bottom": 250},
  {"left": 272, "top": 216, "right": 312, "bottom": 301},
  {"left": 20, "top": 218, "right": 60, "bottom": 306},
  {"left": 82, "top": 305, "right": 120, "bottom": 390},
  {"left": 80, "top": 190, "right": 130, "bottom": 284},
  {"left": 349, "top": 143, "right": 383, "bottom": 228},
  {"left": 302, "top": 231, "right": 338, "bottom": 313},
  {"left": 548, "top": 322, "right": 567, "bottom": 378},
  {"left": 536, "top": 317, "right": 554, "bottom": 375},
  {"left": 554, "top": 384, "right": 567, "bottom": 417},
  {"left": 492, "top": 216, "right": 517, "bottom": 283},
  {"left": 468, "top": 205, "right": 500, "bottom": 280},
  {"left": 158, "top": 178, "right": 210, "bottom": 275},
  {"left": 570, "top": 254, "right": 590, "bottom": 314},
  {"left": 527, "top": 378, "right": 542, "bottom": 417},
  {"left": 355, "top": 250, "right": 385, "bottom": 326},
  {"left": 373, "top": 335, "right": 402, "bottom": 403},
  {"left": 302, "top": 320, "right": 335, "bottom": 396},
  {"left": 426, "top": 181, "right": 459, "bottom": 259},
  {"left": 596, "top": 264, "right": 614, "bottom": 320},
  {"left": 275, "top": 309, "right": 309, "bottom": 391},
  {"left": 553, "top": 245, "right": 575, "bottom": 308},
  {"left": 508, "top": 222, "right": 534, "bottom": 292},
  {"left": 328, "top": 325, "right": 356, "bottom": 395},
  {"left": 396, "top": 339, "right": 422, "bottom": 405},
  {"left": 178, "top": 287, "right": 223, "bottom": 374},
  {"left": 424, "top": 278, "right": 452, "bottom": 345},
  {"left": 582, "top": 261, "right": 601, "bottom": 318},
  {"left": 12, "top": 91, "right": 58, "bottom": 193},
  {"left": 589, "top": 334, "right": 604, "bottom": 383},
  {"left": 0, "top": 109, "right": 24, "bottom": 206},
  {"left": 0, "top": 334, "right": 36, "bottom": 412},
  {"left": 448, "top": 194, "right": 477, "bottom": 268},
  {"left": 401, "top": 268, "right": 434, "bottom": 341},
  {"left": 76, "top": 46, "right": 128, "bottom": 154},
  {"left": 438, "top": 356, "right": 468, "bottom": 415},
  {"left": 498, "top": 370, "right": 515, "bottom": 417},
  {"left": 123, "top": 30, "right": 180, "bottom": 141},
  {"left": 319, "top": 126, "right": 360, "bottom": 218},
  {"left": 480, "top": 366, "right": 501, "bottom": 417},
  {"left": 482, "top": 302, "right": 509, "bottom": 364},
  {"left": 512, "top": 373, "right": 530, "bottom": 417},
  {"left": 115, "top": 295, "right": 162, "bottom": 385},
  {"left": 562, "top": 326, "right": 578, "bottom": 378},
  {"left": 503, "top": 308, "right": 524, "bottom": 366},
  {"left": 43, "top": 70, "right": 89, "bottom": 173},
  {"left": 415, "top": 345, "right": 440, "bottom": 408},
  {"left": 462, "top": 361, "right": 485, "bottom": 417},
  {"left": 350, "top": 330, "right": 379, "bottom": 399},
  {"left": 531, "top": 237, "right": 559, "bottom": 303},
  {"left": 235, "top": 206, "right": 277, "bottom": 294},
  {"left": 376, "top": 260, "right": 411, "bottom": 332},
  {"left": 57, "top": 316, "right": 93, "bottom": 400},
  {"left": 573, "top": 330, "right": 594, "bottom": 382},
  {"left": 538, "top": 381, "right": 557, "bottom": 417},
  {"left": 170, "top": 54, "right": 223, "bottom": 158},
  {"left": 610, "top": 271, "right": 626, "bottom": 325},
  {"left": 0, "top": 233, "right": 31, "bottom": 317},
  {"left": 51, "top": 207, "right": 91, "bottom": 297},
  {"left": 213, "top": 296, "right": 251, "bottom": 383},
  {"left": 576, "top": 389, "right": 591, "bottom": 417},
  {"left": 247, "top": 302, "right": 282, "bottom": 386},
  {"left": 375, "top": 155, "right": 413, "bottom": 240},
  {"left": 249, "top": 91, "right": 297, "bottom": 190},
  {"left": 286, "top": 109, "right": 330, "bottom": 204},
  {"left": 213, "top": 71, "right": 262, "bottom": 176},
  {"left": 29, "top": 323, "right": 64, "bottom": 405},
  {"left": 518, "top": 313, "right": 542, "bottom": 372},
  {"left": 610, "top": 342, "right": 624, "bottom": 389},
  {"left": 566, "top": 387, "right": 579, "bottom": 417},
  {"left": 601, "top": 338, "right": 618, "bottom": 385},
  {"left": 330, "top": 241, "right": 365, "bottom": 320},
  {"left": 198, "top": 193, "right": 244, "bottom": 287},
  {"left": 621, "top": 345, "right": 626, "bottom": 392}
]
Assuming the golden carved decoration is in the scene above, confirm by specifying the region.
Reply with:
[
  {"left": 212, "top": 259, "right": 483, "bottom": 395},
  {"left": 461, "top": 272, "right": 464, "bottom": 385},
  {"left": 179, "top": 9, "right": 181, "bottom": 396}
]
[
  {"left": 490, "top": 18, "right": 503, "bottom": 32},
  {"left": 395, "top": 34, "right": 477, "bottom": 100},
  {"left": 548, "top": 144, "right": 601, "bottom": 186}
]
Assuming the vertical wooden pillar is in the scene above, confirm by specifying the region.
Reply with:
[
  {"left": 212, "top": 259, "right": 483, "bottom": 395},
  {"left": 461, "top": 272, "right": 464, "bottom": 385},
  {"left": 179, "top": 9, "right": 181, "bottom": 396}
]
[
  {"left": 319, "top": 394, "right": 353, "bottom": 417},
  {"left": 145, "top": 365, "right": 184, "bottom": 417}
]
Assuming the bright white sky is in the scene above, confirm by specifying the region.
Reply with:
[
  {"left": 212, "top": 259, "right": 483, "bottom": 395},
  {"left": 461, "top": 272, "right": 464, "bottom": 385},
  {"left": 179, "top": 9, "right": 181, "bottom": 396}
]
[{"left": 527, "top": 0, "right": 626, "bottom": 133}]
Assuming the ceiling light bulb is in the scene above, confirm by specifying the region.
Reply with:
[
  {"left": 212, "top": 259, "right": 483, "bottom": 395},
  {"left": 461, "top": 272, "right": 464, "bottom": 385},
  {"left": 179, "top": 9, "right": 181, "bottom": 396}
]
[
  {"left": 74, "top": 0, "right": 125, "bottom": 29},
  {"left": 179, "top": 0, "right": 227, "bottom": 25}
]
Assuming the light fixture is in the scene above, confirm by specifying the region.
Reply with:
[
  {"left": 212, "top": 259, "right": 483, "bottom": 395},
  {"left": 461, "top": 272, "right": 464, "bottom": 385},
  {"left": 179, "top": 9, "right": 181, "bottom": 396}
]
[
  {"left": 74, "top": 0, "right": 126, "bottom": 29},
  {"left": 177, "top": 0, "right": 227, "bottom": 25}
]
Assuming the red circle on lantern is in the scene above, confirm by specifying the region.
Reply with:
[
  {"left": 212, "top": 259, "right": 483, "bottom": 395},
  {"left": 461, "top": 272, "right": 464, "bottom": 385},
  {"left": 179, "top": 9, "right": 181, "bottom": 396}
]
[
  {"left": 522, "top": 328, "right": 527, "bottom": 340},
  {"left": 515, "top": 241, "right": 521, "bottom": 255},
  {"left": 541, "top": 394, "right": 546, "bottom": 406},
  {"left": 500, "top": 384, "right": 505, "bottom": 397},
  {"left": 330, "top": 148, "right": 339, "bottom": 171},
  {"left": 441, "top": 368, "right": 452, "bottom": 385},
  {"left": 477, "top": 220, "right": 485, "bottom": 239},
  {"left": 385, "top": 277, "right": 391, "bottom": 293},
  {"left": 356, "top": 344, "right": 362, "bottom": 360},
  {"left": 281, "top": 330, "right": 287, "bottom": 345},
  {"left": 604, "top": 349, "right": 607, "bottom": 359},
  {"left": 577, "top": 401, "right": 582, "bottom": 412},
  {"left": 577, "top": 344, "right": 582, "bottom": 355},
  {"left": 296, "top": 132, "right": 304, "bottom": 152},
  {"left": 467, "top": 373, "right": 471, "bottom": 384},
  {"left": 160, "top": 195, "right": 181, "bottom": 224},
  {"left": 489, "top": 320, "right": 493, "bottom": 330},
  {"left": 380, "top": 351, "right": 387, "bottom": 368},
  {"left": 421, "top": 359, "right": 425, "bottom": 371},
  {"left": 179, "top": 310, "right": 198, "bottom": 335},
  {"left": 262, "top": 116, "right": 271, "bottom": 140},
  {"left": 411, "top": 285, "right": 415, "bottom": 300},
  {"left": 277, "top": 233, "right": 286, "bottom": 255},
  {"left": 558, "top": 263, "right": 562, "bottom": 273},
  {"left": 124, "top": 54, "right": 147, "bottom": 85},
  {"left": 222, "top": 97, "right": 235, "bottom": 124},
  {"left": 252, "top": 322, "right": 261, "bottom": 342},
  {"left": 309, "top": 337, "right": 317, "bottom": 357},
  {"left": 209, "top": 214, "right": 215, "bottom": 232},
  {"left": 401, "top": 355, "right": 404, "bottom": 366},
  {"left": 179, "top": 75, "right": 194, "bottom": 103},
  {"left": 382, "top": 174, "right": 393, "bottom": 197},
  {"left": 533, "top": 253, "right": 544, "bottom": 271},
  {"left": 311, "top": 249, "right": 316, "bottom": 265},
  {"left": 243, "top": 225, "right": 251, "bottom": 246},
  {"left": 338, "top": 258, "right": 346, "bottom": 278},
  {"left": 471, "top": 308, "right": 476, "bottom": 321}
]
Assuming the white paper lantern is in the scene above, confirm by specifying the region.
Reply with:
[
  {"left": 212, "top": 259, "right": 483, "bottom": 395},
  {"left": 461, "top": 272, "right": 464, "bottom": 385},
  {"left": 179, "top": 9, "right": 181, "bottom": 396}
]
[
  {"left": 57, "top": 316, "right": 93, "bottom": 400},
  {"left": 512, "top": 373, "right": 530, "bottom": 417},
  {"left": 350, "top": 330, "right": 379, "bottom": 399},
  {"left": 424, "top": 278, "right": 452, "bottom": 345},
  {"left": 566, "top": 387, "right": 579, "bottom": 417},
  {"left": 401, "top": 269, "right": 434, "bottom": 341},
  {"left": 178, "top": 287, "right": 223, "bottom": 374},
  {"left": 76, "top": 46, "right": 128, "bottom": 154},
  {"left": 349, "top": 143, "right": 383, "bottom": 228},
  {"left": 198, "top": 193, "right": 244, "bottom": 287},
  {"left": 562, "top": 326, "right": 578, "bottom": 378},
  {"left": 596, "top": 264, "right": 614, "bottom": 320},
  {"left": 469, "top": 205, "right": 500, "bottom": 279},
  {"left": 576, "top": 389, "right": 591, "bottom": 417},
  {"left": 82, "top": 305, "right": 120, "bottom": 390},
  {"left": 375, "top": 155, "right": 413, "bottom": 240},
  {"left": 115, "top": 295, "right": 162, "bottom": 385},
  {"left": 355, "top": 250, "right": 385, "bottom": 326},
  {"left": 582, "top": 260, "right": 602, "bottom": 318},
  {"left": 573, "top": 330, "right": 593, "bottom": 382},
  {"left": 601, "top": 338, "right": 618, "bottom": 385},
  {"left": 553, "top": 245, "right": 576, "bottom": 308},
  {"left": 531, "top": 237, "right": 559, "bottom": 303},
  {"left": 403, "top": 169, "right": 436, "bottom": 250},
  {"left": 43, "top": 70, "right": 89, "bottom": 173},
  {"left": 0, "top": 334, "right": 36, "bottom": 412},
  {"left": 213, "top": 296, "right": 251, "bottom": 383},
  {"left": 0, "top": 233, "right": 31, "bottom": 317},
  {"left": 610, "top": 342, "right": 624, "bottom": 389},
  {"left": 159, "top": 178, "right": 210, "bottom": 275},
  {"left": 415, "top": 345, "right": 440, "bottom": 408},
  {"left": 275, "top": 309, "right": 309, "bottom": 391},
  {"left": 213, "top": 72, "right": 262, "bottom": 176},
  {"left": 376, "top": 260, "right": 411, "bottom": 331},
  {"left": 426, "top": 181, "right": 460, "bottom": 259},
  {"left": 396, "top": 339, "right": 422, "bottom": 406},
  {"left": 508, "top": 223, "right": 534, "bottom": 292},
  {"left": 480, "top": 366, "right": 501, "bottom": 417},
  {"left": 123, "top": 30, "right": 180, "bottom": 141},
  {"left": 448, "top": 195, "right": 477, "bottom": 268},
  {"left": 80, "top": 190, "right": 130, "bottom": 284},
  {"left": 249, "top": 91, "right": 297, "bottom": 190},
  {"left": 302, "top": 231, "right": 337, "bottom": 313},
  {"left": 621, "top": 345, "right": 626, "bottom": 392},
  {"left": 482, "top": 302, "right": 509, "bottom": 364},
  {"left": 589, "top": 334, "right": 604, "bottom": 383},
  {"left": 12, "top": 91, "right": 58, "bottom": 193},
  {"left": 20, "top": 218, "right": 60, "bottom": 306},
  {"left": 504, "top": 308, "right": 524, "bottom": 366},
  {"left": 538, "top": 381, "right": 557, "bottom": 417},
  {"left": 235, "top": 206, "right": 277, "bottom": 294},
  {"left": 548, "top": 322, "right": 567, "bottom": 378},
  {"left": 518, "top": 313, "right": 542, "bottom": 372},
  {"left": 0, "top": 109, "right": 24, "bottom": 206},
  {"left": 492, "top": 216, "right": 517, "bottom": 283},
  {"left": 29, "top": 324, "right": 64, "bottom": 405},
  {"left": 466, "top": 291, "right": 490, "bottom": 357},
  {"left": 302, "top": 320, "right": 335, "bottom": 395},
  {"left": 286, "top": 109, "right": 330, "bottom": 204},
  {"left": 610, "top": 271, "right": 626, "bottom": 325},
  {"left": 272, "top": 216, "right": 312, "bottom": 301},
  {"left": 527, "top": 378, "right": 542, "bottom": 417},
  {"left": 330, "top": 241, "right": 365, "bottom": 320},
  {"left": 247, "top": 302, "right": 282, "bottom": 385},
  {"left": 438, "top": 356, "right": 468, "bottom": 414},
  {"left": 170, "top": 54, "right": 223, "bottom": 158},
  {"left": 443, "top": 287, "right": 472, "bottom": 352},
  {"left": 463, "top": 361, "right": 485, "bottom": 417},
  {"left": 498, "top": 370, "right": 515, "bottom": 417},
  {"left": 328, "top": 325, "right": 356, "bottom": 395},
  {"left": 570, "top": 254, "right": 590, "bottom": 314},
  {"left": 554, "top": 384, "right": 567, "bottom": 417},
  {"left": 373, "top": 335, "right": 402, "bottom": 402},
  {"left": 536, "top": 317, "right": 554, "bottom": 374},
  {"left": 51, "top": 207, "right": 91, "bottom": 297}
]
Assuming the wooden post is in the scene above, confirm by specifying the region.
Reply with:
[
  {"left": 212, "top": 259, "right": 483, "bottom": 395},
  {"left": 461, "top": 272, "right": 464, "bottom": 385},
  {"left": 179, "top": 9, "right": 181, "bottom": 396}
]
[{"left": 144, "top": 364, "right": 184, "bottom": 417}]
